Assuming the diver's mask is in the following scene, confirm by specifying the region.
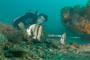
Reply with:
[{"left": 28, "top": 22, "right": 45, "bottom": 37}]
[{"left": 36, "top": 16, "right": 45, "bottom": 24}]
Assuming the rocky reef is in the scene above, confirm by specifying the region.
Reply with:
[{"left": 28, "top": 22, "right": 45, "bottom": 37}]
[
  {"left": 0, "top": 33, "right": 8, "bottom": 60},
  {"left": 0, "top": 22, "right": 90, "bottom": 60},
  {"left": 61, "top": 0, "right": 90, "bottom": 41},
  {"left": 0, "top": 22, "right": 23, "bottom": 43}
]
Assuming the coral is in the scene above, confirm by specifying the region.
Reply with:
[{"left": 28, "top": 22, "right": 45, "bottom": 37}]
[
  {"left": 61, "top": 7, "right": 71, "bottom": 19},
  {"left": 73, "top": 19, "right": 90, "bottom": 34},
  {"left": 78, "top": 21, "right": 90, "bottom": 34},
  {"left": 1, "top": 36, "right": 90, "bottom": 60},
  {"left": 0, "top": 22, "right": 23, "bottom": 43},
  {"left": 61, "top": 0, "right": 90, "bottom": 40},
  {"left": 0, "top": 33, "right": 8, "bottom": 60}
]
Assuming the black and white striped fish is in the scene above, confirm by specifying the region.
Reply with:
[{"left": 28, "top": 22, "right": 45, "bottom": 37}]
[{"left": 26, "top": 24, "right": 43, "bottom": 41}]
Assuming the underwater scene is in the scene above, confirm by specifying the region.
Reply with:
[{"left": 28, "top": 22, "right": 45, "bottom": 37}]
[{"left": 0, "top": 0, "right": 90, "bottom": 60}]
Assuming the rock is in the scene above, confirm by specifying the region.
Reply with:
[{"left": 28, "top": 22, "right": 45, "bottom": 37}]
[
  {"left": 39, "top": 58, "right": 43, "bottom": 60},
  {"left": 5, "top": 47, "right": 28, "bottom": 58},
  {"left": 33, "top": 54, "right": 39, "bottom": 59},
  {"left": 26, "top": 55, "right": 32, "bottom": 60}
]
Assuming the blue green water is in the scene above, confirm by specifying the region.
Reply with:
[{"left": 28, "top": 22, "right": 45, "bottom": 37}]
[
  {"left": 0, "top": 0, "right": 88, "bottom": 44},
  {"left": 0, "top": 1, "right": 90, "bottom": 60}
]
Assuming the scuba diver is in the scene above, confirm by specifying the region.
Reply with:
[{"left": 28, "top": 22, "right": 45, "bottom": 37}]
[
  {"left": 13, "top": 9, "right": 48, "bottom": 41},
  {"left": 13, "top": 9, "right": 48, "bottom": 29}
]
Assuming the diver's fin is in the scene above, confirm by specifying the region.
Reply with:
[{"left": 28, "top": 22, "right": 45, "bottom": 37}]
[{"left": 18, "top": 22, "right": 26, "bottom": 31}]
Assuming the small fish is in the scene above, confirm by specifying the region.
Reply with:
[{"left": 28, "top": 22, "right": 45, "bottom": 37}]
[
  {"left": 48, "top": 35, "right": 80, "bottom": 39},
  {"left": 60, "top": 33, "right": 66, "bottom": 45},
  {"left": 47, "top": 33, "right": 80, "bottom": 45}
]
